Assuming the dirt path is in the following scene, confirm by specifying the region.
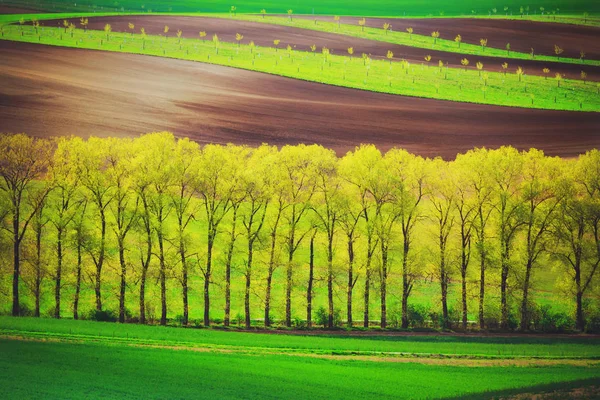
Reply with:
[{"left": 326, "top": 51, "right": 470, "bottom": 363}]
[
  {"left": 1, "top": 41, "right": 599, "bottom": 159},
  {"left": 39, "top": 15, "right": 600, "bottom": 81},
  {"left": 2, "top": 333, "right": 598, "bottom": 367}
]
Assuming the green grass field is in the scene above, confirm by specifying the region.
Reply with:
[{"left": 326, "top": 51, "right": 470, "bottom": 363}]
[
  {"left": 0, "top": 317, "right": 599, "bottom": 399},
  {"left": 3, "top": 0, "right": 599, "bottom": 16},
  {"left": 1, "top": 17, "right": 597, "bottom": 112}
]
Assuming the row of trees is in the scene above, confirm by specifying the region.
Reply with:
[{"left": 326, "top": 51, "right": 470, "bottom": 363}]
[{"left": 0, "top": 133, "right": 598, "bottom": 331}]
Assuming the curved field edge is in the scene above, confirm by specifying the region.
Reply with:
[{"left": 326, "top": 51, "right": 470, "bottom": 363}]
[
  {"left": 0, "top": 22, "right": 597, "bottom": 112},
  {"left": 0, "top": 338, "right": 599, "bottom": 400},
  {"left": 3, "top": 12, "right": 598, "bottom": 66},
  {"left": 221, "top": 14, "right": 600, "bottom": 66},
  {"left": 2, "top": 317, "right": 600, "bottom": 358}
]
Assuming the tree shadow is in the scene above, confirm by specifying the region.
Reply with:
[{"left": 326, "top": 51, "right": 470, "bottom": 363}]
[{"left": 444, "top": 377, "right": 600, "bottom": 400}]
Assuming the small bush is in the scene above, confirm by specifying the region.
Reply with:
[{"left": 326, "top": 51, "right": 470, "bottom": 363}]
[
  {"left": 18, "top": 303, "right": 33, "bottom": 317},
  {"left": 293, "top": 316, "right": 306, "bottom": 329},
  {"left": 314, "top": 306, "right": 342, "bottom": 328},
  {"left": 531, "top": 304, "right": 574, "bottom": 333},
  {"left": 407, "top": 304, "right": 429, "bottom": 328},
  {"left": 88, "top": 309, "right": 117, "bottom": 322}
]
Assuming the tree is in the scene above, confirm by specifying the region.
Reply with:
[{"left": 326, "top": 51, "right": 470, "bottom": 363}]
[
  {"left": 428, "top": 158, "right": 455, "bottom": 329},
  {"left": 106, "top": 138, "right": 138, "bottom": 323},
  {"left": 519, "top": 150, "right": 561, "bottom": 330},
  {"left": 489, "top": 147, "right": 524, "bottom": 329},
  {"left": 383, "top": 22, "right": 391, "bottom": 35},
  {"left": 236, "top": 32, "right": 243, "bottom": 47},
  {"left": 196, "top": 144, "right": 240, "bottom": 326},
  {"left": 128, "top": 22, "right": 135, "bottom": 36},
  {"left": 431, "top": 31, "right": 440, "bottom": 45},
  {"left": 278, "top": 145, "right": 318, "bottom": 327},
  {"left": 581, "top": 71, "right": 588, "bottom": 84},
  {"left": 261, "top": 9, "right": 266, "bottom": 18},
  {"left": 334, "top": 16, "right": 341, "bottom": 29},
  {"left": 348, "top": 47, "right": 354, "bottom": 58},
  {"left": 312, "top": 148, "right": 342, "bottom": 328},
  {"left": 80, "top": 17, "right": 88, "bottom": 32},
  {"left": 480, "top": 38, "right": 488, "bottom": 52},
  {"left": 359, "top": 18, "right": 366, "bottom": 32},
  {"left": 543, "top": 67, "right": 550, "bottom": 79},
  {"left": 230, "top": 5, "right": 237, "bottom": 16},
  {"left": 385, "top": 150, "right": 427, "bottom": 329},
  {"left": 287, "top": 9, "right": 293, "bottom": 21},
  {"left": 71, "top": 199, "right": 89, "bottom": 320},
  {"left": 240, "top": 146, "right": 271, "bottom": 328},
  {"left": 199, "top": 31, "right": 206, "bottom": 40},
  {"left": 104, "top": 24, "right": 111, "bottom": 41},
  {"left": 164, "top": 25, "right": 169, "bottom": 40},
  {"left": 476, "top": 61, "right": 484, "bottom": 76},
  {"left": 273, "top": 39, "right": 280, "bottom": 52},
  {"left": 554, "top": 44, "right": 564, "bottom": 60},
  {"left": 555, "top": 72, "right": 563, "bottom": 88},
  {"left": 454, "top": 34, "right": 461, "bottom": 48},
  {"left": 506, "top": 43, "right": 511, "bottom": 55},
  {"left": 553, "top": 151, "right": 600, "bottom": 330},
  {"left": 48, "top": 138, "right": 81, "bottom": 319},
  {"left": 176, "top": 30, "right": 183, "bottom": 45},
  {"left": 134, "top": 133, "right": 176, "bottom": 325},
  {"left": 213, "top": 34, "right": 220, "bottom": 54},
  {"left": 407, "top": 27, "right": 413, "bottom": 39},
  {"left": 386, "top": 50, "right": 394, "bottom": 65},
  {"left": 580, "top": 50, "right": 586, "bottom": 63},
  {"left": 516, "top": 66, "right": 524, "bottom": 82},
  {"left": 339, "top": 145, "right": 384, "bottom": 328},
  {"left": 0, "top": 134, "right": 51, "bottom": 316},
  {"left": 424, "top": 55, "right": 432, "bottom": 65},
  {"left": 461, "top": 58, "right": 469, "bottom": 70},
  {"left": 502, "top": 62, "right": 509, "bottom": 76},
  {"left": 71, "top": 137, "right": 113, "bottom": 312}
]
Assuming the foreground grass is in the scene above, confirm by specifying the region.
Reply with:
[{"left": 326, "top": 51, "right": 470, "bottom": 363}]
[
  {"left": 2, "top": 317, "right": 600, "bottom": 358},
  {"left": 1, "top": 319, "right": 599, "bottom": 399},
  {"left": 1, "top": 20, "right": 598, "bottom": 112}
]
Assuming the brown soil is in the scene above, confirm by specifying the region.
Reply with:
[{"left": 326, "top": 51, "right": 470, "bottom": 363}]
[
  {"left": 40, "top": 15, "right": 600, "bottom": 81},
  {"left": 0, "top": 6, "right": 45, "bottom": 14},
  {"left": 300, "top": 15, "right": 600, "bottom": 60},
  {"left": 1, "top": 41, "right": 599, "bottom": 159}
]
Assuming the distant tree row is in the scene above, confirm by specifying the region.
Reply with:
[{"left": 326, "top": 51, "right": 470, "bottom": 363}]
[{"left": 0, "top": 133, "right": 598, "bottom": 331}]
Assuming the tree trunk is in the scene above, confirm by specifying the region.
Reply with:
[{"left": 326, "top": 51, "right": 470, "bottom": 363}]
[
  {"left": 380, "top": 241, "right": 388, "bottom": 329},
  {"left": 34, "top": 220, "right": 42, "bottom": 318},
  {"left": 363, "top": 235, "right": 372, "bottom": 328},
  {"left": 225, "top": 207, "right": 238, "bottom": 327},
  {"left": 307, "top": 234, "right": 315, "bottom": 328},
  {"left": 347, "top": 236, "right": 354, "bottom": 328},
  {"left": 500, "top": 240, "right": 510, "bottom": 330},
  {"left": 159, "top": 230, "right": 167, "bottom": 326},
  {"left": 575, "top": 261, "right": 584, "bottom": 331},
  {"left": 519, "top": 259, "right": 533, "bottom": 331},
  {"left": 265, "top": 211, "right": 281, "bottom": 328},
  {"left": 401, "top": 237, "right": 410, "bottom": 329},
  {"left": 285, "top": 221, "right": 296, "bottom": 328},
  {"left": 440, "top": 236, "right": 448, "bottom": 329},
  {"left": 327, "top": 232, "right": 334, "bottom": 329},
  {"left": 118, "top": 238, "right": 126, "bottom": 323},
  {"left": 95, "top": 208, "right": 107, "bottom": 311},
  {"left": 461, "top": 265, "right": 467, "bottom": 330},
  {"left": 140, "top": 208, "right": 151, "bottom": 324},
  {"left": 203, "top": 236, "right": 213, "bottom": 327},
  {"left": 180, "top": 235, "right": 188, "bottom": 326},
  {"left": 12, "top": 211, "right": 20, "bottom": 317},
  {"left": 73, "top": 239, "right": 82, "bottom": 320},
  {"left": 54, "top": 228, "right": 63, "bottom": 319},
  {"left": 245, "top": 244, "right": 253, "bottom": 329}
]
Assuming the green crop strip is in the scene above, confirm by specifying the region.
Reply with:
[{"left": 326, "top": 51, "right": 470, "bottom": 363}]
[{"left": 1, "top": 20, "right": 598, "bottom": 112}]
